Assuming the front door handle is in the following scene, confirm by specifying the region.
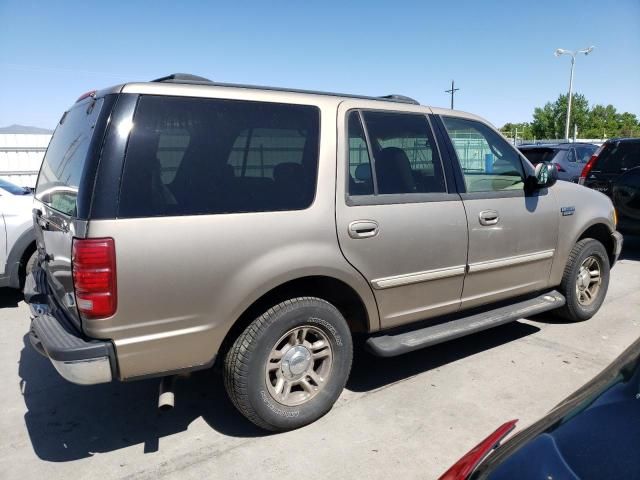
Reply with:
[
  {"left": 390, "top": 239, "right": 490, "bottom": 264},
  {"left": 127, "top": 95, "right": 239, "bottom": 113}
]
[
  {"left": 479, "top": 210, "right": 500, "bottom": 226},
  {"left": 348, "top": 220, "right": 379, "bottom": 239}
]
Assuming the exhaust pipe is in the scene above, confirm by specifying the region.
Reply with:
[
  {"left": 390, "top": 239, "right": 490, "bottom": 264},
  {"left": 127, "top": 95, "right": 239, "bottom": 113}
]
[{"left": 158, "top": 376, "right": 176, "bottom": 411}]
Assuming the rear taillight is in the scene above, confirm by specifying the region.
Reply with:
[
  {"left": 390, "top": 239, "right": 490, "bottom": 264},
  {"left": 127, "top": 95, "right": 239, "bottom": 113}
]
[
  {"left": 438, "top": 420, "right": 518, "bottom": 480},
  {"left": 72, "top": 238, "right": 117, "bottom": 319},
  {"left": 579, "top": 145, "right": 604, "bottom": 185}
]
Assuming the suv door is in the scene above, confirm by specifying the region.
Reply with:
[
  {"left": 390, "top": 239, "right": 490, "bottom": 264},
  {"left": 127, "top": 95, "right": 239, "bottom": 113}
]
[
  {"left": 336, "top": 102, "right": 468, "bottom": 329},
  {"left": 438, "top": 115, "right": 558, "bottom": 309}
]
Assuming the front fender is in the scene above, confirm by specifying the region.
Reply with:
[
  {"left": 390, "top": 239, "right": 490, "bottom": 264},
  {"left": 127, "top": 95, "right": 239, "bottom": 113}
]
[{"left": 549, "top": 182, "right": 616, "bottom": 285}]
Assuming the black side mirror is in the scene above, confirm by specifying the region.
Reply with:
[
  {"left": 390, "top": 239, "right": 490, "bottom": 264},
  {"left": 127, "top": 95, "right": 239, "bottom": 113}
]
[{"left": 527, "top": 162, "right": 558, "bottom": 191}]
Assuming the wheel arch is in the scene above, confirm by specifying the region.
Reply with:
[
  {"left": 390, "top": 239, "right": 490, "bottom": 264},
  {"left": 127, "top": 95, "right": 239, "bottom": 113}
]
[
  {"left": 216, "top": 275, "right": 375, "bottom": 364},
  {"left": 577, "top": 222, "right": 615, "bottom": 266},
  {"left": 6, "top": 228, "right": 36, "bottom": 288}
]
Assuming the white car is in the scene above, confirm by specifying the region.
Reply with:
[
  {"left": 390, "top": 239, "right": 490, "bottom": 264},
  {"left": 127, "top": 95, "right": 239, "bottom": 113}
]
[{"left": 0, "top": 178, "right": 37, "bottom": 289}]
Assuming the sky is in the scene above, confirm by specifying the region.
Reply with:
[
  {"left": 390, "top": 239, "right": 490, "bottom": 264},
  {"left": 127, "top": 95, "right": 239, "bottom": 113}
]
[{"left": 1, "top": 0, "right": 639, "bottom": 129}]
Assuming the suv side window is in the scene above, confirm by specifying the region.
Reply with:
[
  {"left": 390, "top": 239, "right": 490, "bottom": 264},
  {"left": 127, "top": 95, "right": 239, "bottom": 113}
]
[
  {"left": 118, "top": 96, "right": 320, "bottom": 217},
  {"left": 347, "top": 112, "right": 374, "bottom": 196},
  {"left": 353, "top": 111, "right": 446, "bottom": 195},
  {"left": 442, "top": 116, "right": 525, "bottom": 193}
]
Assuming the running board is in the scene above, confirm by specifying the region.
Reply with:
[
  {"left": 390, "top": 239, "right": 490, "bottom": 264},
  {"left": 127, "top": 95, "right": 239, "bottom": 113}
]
[{"left": 366, "top": 290, "right": 565, "bottom": 357}]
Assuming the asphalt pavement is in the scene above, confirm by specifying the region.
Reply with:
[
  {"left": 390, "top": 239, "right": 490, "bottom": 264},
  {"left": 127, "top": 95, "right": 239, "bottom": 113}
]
[{"left": 1, "top": 238, "right": 639, "bottom": 479}]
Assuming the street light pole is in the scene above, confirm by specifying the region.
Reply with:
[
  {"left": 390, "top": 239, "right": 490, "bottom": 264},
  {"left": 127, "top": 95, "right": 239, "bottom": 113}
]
[
  {"left": 565, "top": 55, "right": 575, "bottom": 141},
  {"left": 555, "top": 46, "right": 594, "bottom": 141}
]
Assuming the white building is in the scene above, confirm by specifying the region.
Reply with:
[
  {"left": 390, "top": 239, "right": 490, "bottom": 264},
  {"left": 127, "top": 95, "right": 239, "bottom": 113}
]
[{"left": 0, "top": 126, "right": 52, "bottom": 188}]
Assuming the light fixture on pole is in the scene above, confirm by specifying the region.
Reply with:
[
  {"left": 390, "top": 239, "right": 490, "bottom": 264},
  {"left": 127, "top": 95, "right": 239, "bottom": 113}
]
[{"left": 554, "top": 46, "right": 594, "bottom": 140}]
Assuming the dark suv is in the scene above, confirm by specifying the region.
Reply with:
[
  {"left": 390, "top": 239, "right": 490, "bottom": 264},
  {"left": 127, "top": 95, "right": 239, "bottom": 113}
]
[
  {"left": 519, "top": 143, "right": 598, "bottom": 183},
  {"left": 580, "top": 138, "right": 640, "bottom": 234}
]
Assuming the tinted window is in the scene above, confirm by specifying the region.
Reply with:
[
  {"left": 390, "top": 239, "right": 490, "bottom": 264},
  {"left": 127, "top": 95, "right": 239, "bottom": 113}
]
[
  {"left": 598, "top": 141, "right": 640, "bottom": 173},
  {"left": 347, "top": 112, "right": 374, "bottom": 195},
  {"left": 118, "top": 96, "right": 320, "bottom": 217},
  {"left": 361, "top": 111, "right": 446, "bottom": 194},
  {"left": 520, "top": 147, "right": 560, "bottom": 165},
  {"left": 36, "top": 98, "right": 104, "bottom": 215},
  {"left": 574, "top": 145, "right": 597, "bottom": 163},
  {"left": 443, "top": 117, "right": 525, "bottom": 193}
]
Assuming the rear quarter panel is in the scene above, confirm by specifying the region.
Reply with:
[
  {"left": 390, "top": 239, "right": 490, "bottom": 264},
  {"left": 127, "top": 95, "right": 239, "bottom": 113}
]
[{"left": 85, "top": 96, "right": 379, "bottom": 380}]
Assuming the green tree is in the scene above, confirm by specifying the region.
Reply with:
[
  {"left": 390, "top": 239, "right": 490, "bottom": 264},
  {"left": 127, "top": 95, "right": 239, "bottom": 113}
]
[
  {"left": 584, "top": 104, "right": 618, "bottom": 138},
  {"left": 617, "top": 112, "right": 639, "bottom": 137},
  {"left": 501, "top": 122, "right": 533, "bottom": 140},
  {"left": 511, "top": 93, "right": 640, "bottom": 140}
]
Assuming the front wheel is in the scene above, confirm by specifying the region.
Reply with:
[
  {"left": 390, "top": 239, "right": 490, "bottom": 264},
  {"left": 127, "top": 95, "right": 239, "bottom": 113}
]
[
  {"left": 556, "top": 238, "right": 610, "bottom": 322},
  {"left": 224, "top": 297, "right": 353, "bottom": 431}
]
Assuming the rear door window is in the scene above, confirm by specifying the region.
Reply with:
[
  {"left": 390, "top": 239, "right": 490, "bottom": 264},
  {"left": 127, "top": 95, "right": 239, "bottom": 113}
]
[
  {"left": 118, "top": 96, "right": 320, "bottom": 217},
  {"left": 36, "top": 98, "right": 104, "bottom": 216},
  {"left": 574, "top": 145, "right": 597, "bottom": 163},
  {"left": 351, "top": 111, "right": 446, "bottom": 195}
]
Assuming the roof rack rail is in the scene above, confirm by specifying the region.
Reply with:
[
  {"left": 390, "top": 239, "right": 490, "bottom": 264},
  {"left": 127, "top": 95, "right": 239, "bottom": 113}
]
[
  {"left": 378, "top": 94, "right": 420, "bottom": 105},
  {"left": 151, "top": 73, "right": 213, "bottom": 84}
]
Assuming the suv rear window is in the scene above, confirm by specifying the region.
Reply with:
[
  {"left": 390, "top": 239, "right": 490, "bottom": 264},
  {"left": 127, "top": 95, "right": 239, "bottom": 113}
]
[
  {"left": 36, "top": 98, "right": 105, "bottom": 216},
  {"left": 118, "top": 96, "right": 320, "bottom": 217},
  {"left": 597, "top": 141, "right": 640, "bottom": 173},
  {"left": 519, "top": 147, "right": 560, "bottom": 165}
]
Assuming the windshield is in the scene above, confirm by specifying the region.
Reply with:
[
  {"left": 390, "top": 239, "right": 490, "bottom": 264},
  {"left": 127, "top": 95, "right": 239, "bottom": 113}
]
[{"left": 0, "top": 178, "right": 30, "bottom": 195}]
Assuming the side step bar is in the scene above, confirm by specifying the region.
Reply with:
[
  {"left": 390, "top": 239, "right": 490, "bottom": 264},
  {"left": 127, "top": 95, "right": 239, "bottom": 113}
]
[{"left": 366, "top": 290, "right": 565, "bottom": 357}]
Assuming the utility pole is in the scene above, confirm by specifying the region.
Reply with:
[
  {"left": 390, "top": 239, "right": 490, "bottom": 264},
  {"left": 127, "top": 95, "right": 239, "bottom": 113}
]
[{"left": 445, "top": 80, "right": 460, "bottom": 109}]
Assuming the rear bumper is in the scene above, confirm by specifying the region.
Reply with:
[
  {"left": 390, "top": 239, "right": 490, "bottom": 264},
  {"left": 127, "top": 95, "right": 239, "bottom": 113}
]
[{"left": 25, "top": 269, "right": 116, "bottom": 385}]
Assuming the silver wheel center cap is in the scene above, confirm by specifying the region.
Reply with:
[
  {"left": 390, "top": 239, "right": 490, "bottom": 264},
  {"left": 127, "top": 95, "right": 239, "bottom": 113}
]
[
  {"left": 282, "top": 346, "right": 312, "bottom": 379},
  {"left": 578, "top": 269, "right": 590, "bottom": 290}
]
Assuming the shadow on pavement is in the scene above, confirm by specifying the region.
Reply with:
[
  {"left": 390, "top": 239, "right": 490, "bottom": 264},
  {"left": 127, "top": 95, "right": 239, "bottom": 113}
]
[
  {"left": 20, "top": 321, "right": 540, "bottom": 462},
  {"left": 0, "top": 288, "right": 23, "bottom": 308},
  {"left": 347, "top": 321, "right": 540, "bottom": 392},
  {"left": 19, "top": 335, "right": 266, "bottom": 463}
]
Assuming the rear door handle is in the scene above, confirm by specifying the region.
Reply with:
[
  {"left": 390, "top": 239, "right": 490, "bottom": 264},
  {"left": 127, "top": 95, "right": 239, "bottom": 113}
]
[
  {"left": 348, "top": 220, "right": 379, "bottom": 239},
  {"left": 479, "top": 210, "right": 500, "bottom": 226}
]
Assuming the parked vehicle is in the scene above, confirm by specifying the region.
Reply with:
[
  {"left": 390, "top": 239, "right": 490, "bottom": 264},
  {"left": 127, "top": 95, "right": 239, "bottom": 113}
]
[
  {"left": 0, "top": 177, "right": 37, "bottom": 289},
  {"left": 439, "top": 336, "right": 640, "bottom": 480},
  {"left": 580, "top": 138, "right": 640, "bottom": 234},
  {"left": 26, "top": 74, "right": 622, "bottom": 431},
  {"left": 518, "top": 143, "right": 598, "bottom": 182}
]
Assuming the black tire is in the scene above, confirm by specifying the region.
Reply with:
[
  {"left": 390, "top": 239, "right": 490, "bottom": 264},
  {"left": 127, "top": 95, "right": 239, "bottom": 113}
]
[
  {"left": 555, "top": 238, "right": 610, "bottom": 322},
  {"left": 224, "top": 297, "right": 353, "bottom": 431}
]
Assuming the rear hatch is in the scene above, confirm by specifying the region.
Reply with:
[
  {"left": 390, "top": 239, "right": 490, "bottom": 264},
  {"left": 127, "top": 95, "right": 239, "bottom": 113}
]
[
  {"left": 33, "top": 94, "right": 114, "bottom": 329},
  {"left": 583, "top": 140, "right": 640, "bottom": 196}
]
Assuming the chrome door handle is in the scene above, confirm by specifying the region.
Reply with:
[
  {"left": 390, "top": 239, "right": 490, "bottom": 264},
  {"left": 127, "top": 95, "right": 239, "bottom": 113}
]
[
  {"left": 348, "top": 220, "right": 379, "bottom": 239},
  {"left": 479, "top": 210, "right": 500, "bottom": 226}
]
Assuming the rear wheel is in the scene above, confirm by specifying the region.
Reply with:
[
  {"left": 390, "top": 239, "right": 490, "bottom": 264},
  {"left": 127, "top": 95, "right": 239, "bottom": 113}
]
[
  {"left": 224, "top": 297, "right": 353, "bottom": 431},
  {"left": 556, "top": 238, "right": 610, "bottom": 322}
]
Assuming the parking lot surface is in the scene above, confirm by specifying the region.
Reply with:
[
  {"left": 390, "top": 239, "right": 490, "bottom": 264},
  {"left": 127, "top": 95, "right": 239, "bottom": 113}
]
[{"left": 1, "top": 239, "right": 639, "bottom": 480}]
